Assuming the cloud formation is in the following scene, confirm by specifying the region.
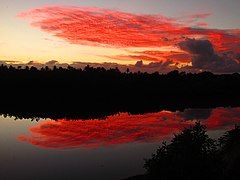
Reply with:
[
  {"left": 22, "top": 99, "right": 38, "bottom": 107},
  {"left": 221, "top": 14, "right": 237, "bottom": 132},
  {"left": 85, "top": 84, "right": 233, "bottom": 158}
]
[
  {"left": 19, "top": 6, "right": 181, "bottom": 47},
  {"left": 179, "top": 39, "right": 240, "bottom": 73},
  {"left": 0, "top": 60, "right": 177, "bottom": 73},
  {"left": 111, "top": 50, "right": 191, "bottom": 63},
  {"left": 17, "top": 6, "right": 240, "bottom": 73},
  {"left": 19, "top": 6, "right": 240, "bottom": 50}
]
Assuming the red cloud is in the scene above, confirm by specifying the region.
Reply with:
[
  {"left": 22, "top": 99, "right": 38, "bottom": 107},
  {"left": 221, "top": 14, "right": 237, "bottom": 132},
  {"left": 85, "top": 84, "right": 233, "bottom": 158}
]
[
  {"left": 136, "top": 50, "right": 192, "bottom": 63},
  {"left": 18, "top": 6, "right": 240, "bottom": 67},
  {"left": 18, "top": 6, "right": 183, "bottom": 47},
  {"left": 111, "top": 54, "right": 165, "bottom": 62},
  {"left": 18, "top": 108, "right": 240, "bottom": 149},
  {"left": 18, "top": 6, "right": 240, "bottom": 50},
  {"left": 109, "top": 50, "right": 192, "bottom": 65}
]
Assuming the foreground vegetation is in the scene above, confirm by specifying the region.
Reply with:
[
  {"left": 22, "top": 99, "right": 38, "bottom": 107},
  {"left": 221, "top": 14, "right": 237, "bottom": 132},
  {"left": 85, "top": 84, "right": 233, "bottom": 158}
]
[{"left": 126, "top": 122, "right": 240, "bottom": 180}]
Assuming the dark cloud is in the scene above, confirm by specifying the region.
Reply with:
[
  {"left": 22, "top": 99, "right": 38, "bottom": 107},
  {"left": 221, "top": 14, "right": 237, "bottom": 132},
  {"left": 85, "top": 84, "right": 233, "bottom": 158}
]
[
  {"left": 0, "top": 60, "right": 21, "bottom": 65},
  {"left": 0, "top": 60, "right": 177, "bottom": 73},
  {"left": 236, "top": 53, "right": 240, "bottom": 62},
  {"left": 179, "top": 39, "right": 214, "bottom": 56},
  {"left": 177, "top": 108, "right": 212, "bottom": 121},
  {"left": 45, "top": 60, "right": 59, "bottom": 66},
  {"left": 179, "top": 38, "right": 240, "bottom": 73},
  {"left": 26, "top": 61, "right": 42, "bottom": 67},
  {"left": 1, "top": 48, "right": 240, "bottom": 74},
  {"left": 135, "top": 60, "right": 143, "bottom": 67}
]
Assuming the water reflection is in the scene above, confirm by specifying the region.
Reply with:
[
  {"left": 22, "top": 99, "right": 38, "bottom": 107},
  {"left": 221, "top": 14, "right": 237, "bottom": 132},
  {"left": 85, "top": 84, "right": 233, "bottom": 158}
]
[{"left": 18, "top": 107, "right": 240, "bottom": 149}]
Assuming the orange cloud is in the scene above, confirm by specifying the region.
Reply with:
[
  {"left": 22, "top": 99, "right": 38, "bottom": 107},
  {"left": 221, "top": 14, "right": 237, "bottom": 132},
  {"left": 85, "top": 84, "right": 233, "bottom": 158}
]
[
  {"left": 136, "top": 50, "right": 192, "bottom": 63},
  {"left": 18, "top": 108, "right": 240, "bottom": 149}
]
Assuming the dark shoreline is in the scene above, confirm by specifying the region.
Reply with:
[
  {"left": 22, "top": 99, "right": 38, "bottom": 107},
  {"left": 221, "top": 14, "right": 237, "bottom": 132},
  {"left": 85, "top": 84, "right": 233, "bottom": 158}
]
[
  {"left": 1, "top": 65, "right": 240, "bottom": 119},
  {"left": 1, "top": 99, "right": 239, "bottom": 120}
]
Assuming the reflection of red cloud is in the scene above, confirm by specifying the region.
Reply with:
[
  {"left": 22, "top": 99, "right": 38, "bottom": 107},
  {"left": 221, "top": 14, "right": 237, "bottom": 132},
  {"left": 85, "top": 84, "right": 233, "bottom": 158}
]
[
  {"left": 205, "top": 108, "right": 240, "bottom": 130},
  {"left": 18, "top": 111, "right": 192, "bottom": 149},
  {"left": 18, "top": 108, "right": 240, "bottom": 149}
]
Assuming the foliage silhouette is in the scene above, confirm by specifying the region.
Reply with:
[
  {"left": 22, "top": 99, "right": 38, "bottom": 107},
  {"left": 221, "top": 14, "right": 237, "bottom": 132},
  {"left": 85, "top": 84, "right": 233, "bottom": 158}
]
[
  {"left": 124, "top": 123, "right": 240, "bottom": 180},
  {"left": 0, "top": 64, "right": 240, "bottom": 119},
  {"left": 144, "top": 122, "right": 219, "bottom": 179},
  {"left": 218, "top": 125, "right": 240, "bottom": 179}
]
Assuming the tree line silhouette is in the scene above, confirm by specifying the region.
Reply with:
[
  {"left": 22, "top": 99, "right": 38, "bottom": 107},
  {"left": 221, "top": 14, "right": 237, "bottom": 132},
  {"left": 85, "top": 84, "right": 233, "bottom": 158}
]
[
  {"left": 0, "top": 64, "right": 240, "bottom": 119},
  {"left": 126, "top": 122, "right": 240, "bottom": 180}
]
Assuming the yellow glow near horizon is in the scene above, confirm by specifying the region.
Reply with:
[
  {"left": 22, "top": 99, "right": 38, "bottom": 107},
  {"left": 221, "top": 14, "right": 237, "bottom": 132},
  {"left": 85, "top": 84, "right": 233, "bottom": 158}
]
[
  {"left": 0, "top": 22, "right": 182, "bottom": 65},
  {"left": 0, "top": 21, "right": 137, "bottom": 64},
  {"left": 0, "top": 10, "right": 185, "bottom": 65}
]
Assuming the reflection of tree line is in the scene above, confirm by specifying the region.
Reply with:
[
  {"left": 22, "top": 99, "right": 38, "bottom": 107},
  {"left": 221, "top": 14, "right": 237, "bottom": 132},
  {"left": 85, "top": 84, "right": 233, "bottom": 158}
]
[
  {"left": 0, "top": 64, "right": 240, "bottom": 119},
  {"left": 126, "top": 123, "right": 240, "bottom": 180}
]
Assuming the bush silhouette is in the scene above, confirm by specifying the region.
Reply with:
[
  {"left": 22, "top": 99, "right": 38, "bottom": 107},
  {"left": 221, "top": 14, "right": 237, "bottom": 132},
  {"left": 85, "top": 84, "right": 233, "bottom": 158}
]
[
  {"left": 141, "top": 123, "right": 240, "bottom": 180},
  {"left": 218, "top": 125, "right": 240, "bottom": 179},
  {"left": 144, "top": 122, "right": 219, "bottom": 179}
]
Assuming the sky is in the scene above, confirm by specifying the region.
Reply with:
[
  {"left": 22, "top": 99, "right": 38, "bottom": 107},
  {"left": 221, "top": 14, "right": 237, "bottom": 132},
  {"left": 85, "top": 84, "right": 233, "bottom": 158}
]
[{"left": 0, "top": 0, "right": 240, "bottom": 73}]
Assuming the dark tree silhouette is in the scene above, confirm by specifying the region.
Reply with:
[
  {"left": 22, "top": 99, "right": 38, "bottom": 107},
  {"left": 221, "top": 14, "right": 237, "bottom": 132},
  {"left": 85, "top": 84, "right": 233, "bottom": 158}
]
[
  {"left": 0, "top": 64, "right": 240, "bottom": 119},
  {"left": 144, "top": 122, "right": 219, "bottom": 179},
  {"left": 218, "top": 125, "right": 240, "bottom": 179},
  {"left": 124, "top": 123, "right": 240, "bottom": 180}
]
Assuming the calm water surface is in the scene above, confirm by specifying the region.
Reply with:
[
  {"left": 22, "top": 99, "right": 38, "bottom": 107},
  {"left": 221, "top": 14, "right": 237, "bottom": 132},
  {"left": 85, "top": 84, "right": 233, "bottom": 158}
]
[{"left": 1, "top": 107, "right": 240, "bottom": 180}]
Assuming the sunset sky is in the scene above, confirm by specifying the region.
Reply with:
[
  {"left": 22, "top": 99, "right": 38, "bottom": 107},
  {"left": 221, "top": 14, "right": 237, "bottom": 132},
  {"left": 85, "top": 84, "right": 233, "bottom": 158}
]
[{"left": 0, "top": 0, "right": 240, "bottom": 73}]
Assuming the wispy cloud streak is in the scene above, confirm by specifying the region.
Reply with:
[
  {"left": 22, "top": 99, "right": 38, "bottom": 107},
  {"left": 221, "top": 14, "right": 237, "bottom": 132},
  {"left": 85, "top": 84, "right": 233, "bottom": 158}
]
[{"left": 18, "top": 6, "right": 240, "bottom": 50}]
